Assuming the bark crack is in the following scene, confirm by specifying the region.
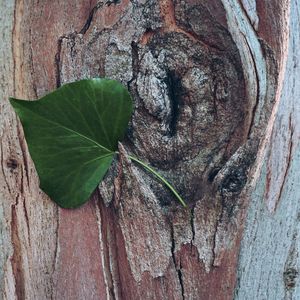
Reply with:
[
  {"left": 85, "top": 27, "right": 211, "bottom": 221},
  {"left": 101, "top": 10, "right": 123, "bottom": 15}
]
[
  {"left": 79, "top": 3, "right": 101, "bottom": 35},
  {"left": 177, "top": 262, "right": 185, "bottom": 300},
  {"left": 243, "top": 34, "right": 261, "bottom": 138},
  {"left": 54, "top": 37, "right": 64, "bottom": 88},
  {"left": 97, "top": 193, "right": 121, "bottom": 300},
  {"left": 276, "top": 114, "right": 294, "bottom": 210},
  {"left": 11, "top": 194, "right": 25, "bottom": 300},
  {"left": 16, "top": 121, "right": 30, "bottom": 190},
  {"left": 29, "top": 28, "right": 38, "bottom": 98},
  {"left": 212, "top": 202, "right": 223, "bottom": 267},
  {"left": 190, "top": 207, "right": 195, "bottom": 245},
  {"left": 95, "top": 197, "right": 117, "bottom": 300},
  {"left": 170, "top": 224, "right": 185, "bottom": 300},
  {"left": 237, "top": 0, "right": 258, "bottom": 32},
  {"left": 127, "top": 41, "right": 139, "bottom": 91},
  {"left": 51, "top": 205, "right": 59, "bottom": 298},
  {"left": 22, "top": 198, "right": 31, "bottom": 246}
]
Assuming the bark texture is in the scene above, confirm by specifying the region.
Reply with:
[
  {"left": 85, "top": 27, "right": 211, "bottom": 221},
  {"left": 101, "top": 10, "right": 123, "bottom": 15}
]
[{"left": 0, "top": 0, "right": 298, "bottom": 299}]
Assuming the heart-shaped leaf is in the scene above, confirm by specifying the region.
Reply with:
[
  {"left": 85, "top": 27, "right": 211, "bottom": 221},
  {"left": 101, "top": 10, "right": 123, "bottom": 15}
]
[{"left": 10, "top": 78, "right": 132, "bottom": 208}]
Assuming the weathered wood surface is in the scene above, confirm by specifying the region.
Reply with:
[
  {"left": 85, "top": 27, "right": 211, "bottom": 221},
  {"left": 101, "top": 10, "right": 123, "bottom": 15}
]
[
  {"left": 235, "top": 0, "right": 300, "bottom": 298},
  {"left": 0, "top": 0, "right": 298, "bottom": 299}
]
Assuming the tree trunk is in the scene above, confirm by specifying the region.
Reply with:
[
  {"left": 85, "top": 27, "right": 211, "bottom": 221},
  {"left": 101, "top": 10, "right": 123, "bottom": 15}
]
[{"left": 0, "top": 0, "right": 299, "bottom": 299}]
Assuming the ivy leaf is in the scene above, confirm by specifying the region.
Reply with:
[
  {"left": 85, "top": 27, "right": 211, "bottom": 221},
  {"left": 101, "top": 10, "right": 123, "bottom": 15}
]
[
  {"left": 10, "top": 78, "right": 187, "bottom": 209},
  {"left": 10, "top": 78, "right": 132, "bottom": 208}
]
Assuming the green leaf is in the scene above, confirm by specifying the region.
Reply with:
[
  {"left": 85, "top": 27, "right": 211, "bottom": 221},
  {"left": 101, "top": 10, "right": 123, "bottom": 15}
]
[
  {"left": 10, "top": 77, "right": 187, "bottom": 209},
  {"left": 10, "top": 78, "right": 132, "bottom": 208}
]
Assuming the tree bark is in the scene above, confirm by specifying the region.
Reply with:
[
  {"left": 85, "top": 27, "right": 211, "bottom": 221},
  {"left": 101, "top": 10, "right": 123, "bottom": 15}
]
[{"left": 0, "top": 0, "right": 298, "bottom": 299}]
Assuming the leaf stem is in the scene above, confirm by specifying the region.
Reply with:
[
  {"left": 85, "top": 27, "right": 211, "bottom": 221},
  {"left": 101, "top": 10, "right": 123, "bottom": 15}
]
[{"left": 115, "top": 152, "right": 187, "bottom": 207}]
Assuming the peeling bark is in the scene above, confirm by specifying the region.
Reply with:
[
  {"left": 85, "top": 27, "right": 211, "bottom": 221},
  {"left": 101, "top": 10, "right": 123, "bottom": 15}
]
[{"left": 0, "top": 0, "right": 299, "bottom": 299}]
